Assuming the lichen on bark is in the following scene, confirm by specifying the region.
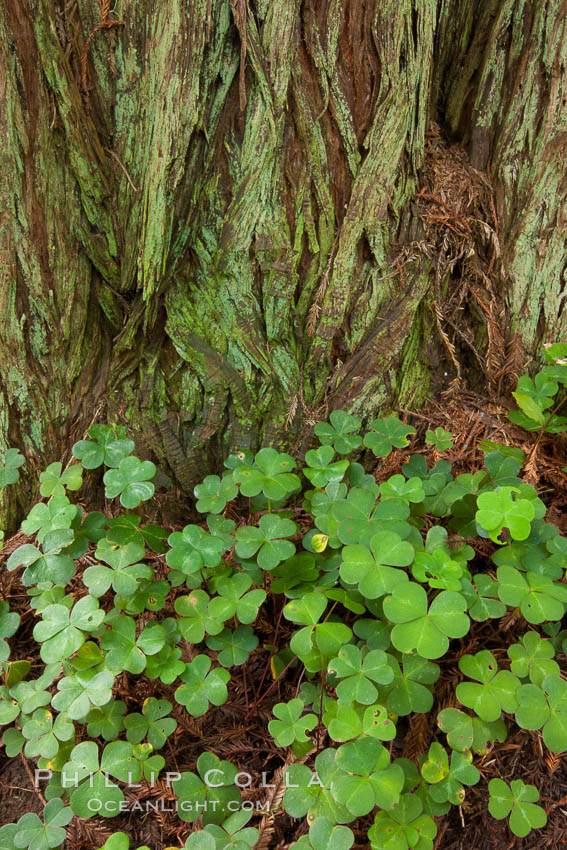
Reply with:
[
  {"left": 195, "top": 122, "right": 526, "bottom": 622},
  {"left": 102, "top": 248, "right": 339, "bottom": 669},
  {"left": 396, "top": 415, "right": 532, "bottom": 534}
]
[{"left": 1, "top": 0, "right": 566, "bottom": 515}]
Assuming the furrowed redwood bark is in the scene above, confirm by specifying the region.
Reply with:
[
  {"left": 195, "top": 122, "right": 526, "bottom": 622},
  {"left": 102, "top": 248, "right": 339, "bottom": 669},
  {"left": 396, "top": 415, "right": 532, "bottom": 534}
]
[{"left": 1, "top": 0, "right": 566, "bottom": 509}]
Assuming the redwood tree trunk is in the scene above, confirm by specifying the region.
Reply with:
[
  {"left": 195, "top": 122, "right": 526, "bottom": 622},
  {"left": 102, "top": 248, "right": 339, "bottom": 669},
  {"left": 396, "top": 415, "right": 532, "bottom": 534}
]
[{"left": 1, "top": 0, "right": 566, "bottom": 504}]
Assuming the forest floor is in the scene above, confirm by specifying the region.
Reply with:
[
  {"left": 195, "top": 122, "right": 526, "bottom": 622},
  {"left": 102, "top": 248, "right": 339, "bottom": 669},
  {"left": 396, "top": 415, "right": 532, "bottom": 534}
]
[{"left": 1, "top": 389, "right": 567, "bottom": 850}]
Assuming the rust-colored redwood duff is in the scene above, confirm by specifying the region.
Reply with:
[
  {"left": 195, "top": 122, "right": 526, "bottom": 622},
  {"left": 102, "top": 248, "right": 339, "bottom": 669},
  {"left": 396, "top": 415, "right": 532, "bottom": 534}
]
[{"left": 0, "top": 0, "right": 566, "bottom": 511}]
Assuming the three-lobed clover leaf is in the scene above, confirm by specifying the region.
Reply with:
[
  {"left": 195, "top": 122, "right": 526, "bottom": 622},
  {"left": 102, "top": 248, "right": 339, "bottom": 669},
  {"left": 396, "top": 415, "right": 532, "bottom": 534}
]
[
  {"left": 87, "top": 699, "right": 126, "bottom": 741},
  {"left": 51, "top": 668, "right": 115, "bottom": 720},
  {"left": 206, "top": 625, "right": 259, "bottom": 666},
  {"left": 100, "top": 616, "right": 165, "bottom": 674},
  {"left": 85, "top": 539, "right": 152, "bottom": 598},
  {"left": 369, "top": 793, "right": 437, "bottom": 850},
  {"left": 62, "top": 740, "right": 142, "bottom": 818},
  {"left": 437, "top": 707, "right": 507, "bottom": 754},
  {"left": 7, "top": 536, "right": 76, "bottom": 590},
  {"left": 303, "top": 446, "right": 349, "bottom": 487},
  {"left": 291, "top": 816, "right": 354, "bottom": 850},
  {"left": 207, "top": 573, "right": 266, "bottom": 624},
  {"left": 284, "top": 748, "right": 351, "bottom": 823},
  {"left": 284, "top": 593, "right": 352, "bottom": 660},
  {"left": 488, "top": 778, "right": 547, "bottom": 837},
  {"left": 380, "top": 474, "right": 425, "bottom": 503},
  {"left": 175, "top": 655, "right": 230, "bottom": 716},
  {"left": 12, "top": 800, "right": 73, "bottom": 850},
  {"left": 167, "top": 525, "right": 227, "bottom": 575},
  {"left": 363, "top": 416, "right": 415, "bottom": 458},
  {"left": 340, "top": 531, "right": 413, "bottom": 598},
  {"left": 383, "top": 583, "right": 469, "bottom": 659},
  {"left": 324, "top": 700, "right": 396, "bottom": 743},
  {"left": 233, "top": 447, "right": 301, "bottom": 501},
  {"left": 420, "top": 742, "right": 480, "bottom": 805},
  {"left": 106, "top": 514, "right": 168, "bottom": 553},
  {"left": 72, "top": 424, "right": 135, "bottom": 469},
  {"left": 33, "top": 596, "right": 105, "bottom": 663},
  {"left": 20, "top": 495, "right": 77, "bottom": 542},
  {"left": 39, "top": 463, "right": 83, "bottom": 498},
  {"left": 332, "top": 738, "right": 404, "bottom": 816},
  {"left": 268, "top": 698, "right": 318, "bottom": 747},
  {"left": 425, "top": 427, "right": 454, "bottom": 451},
  {"left": 475, "top": 487, "right": 535, "bottom": 543},
  {"left": 183, "top": 810, "right": 258, "bottom": 850},
  {"left": 124, "top": 697, "right": 177, "bottom": 749},
  {"left": 508, "top": 631, "right": 559, "bottom": 685},
  {"left": 314, "top": 410, "right": 362, "bottom": 455},
  {"left": 456, "top": 651, "right": 520, "bottom": 722},
  {"left": 0, "top": 448, "right": 25, "bottom": 489},
  {"left": 496, "top": 565, "right": 567, "bottom": 623},
  {"left": 173, "top": 752, "right": 240, "bottom": 824},
  {"left": 328, "top": 645, "right": 394, "bottom": 704},
  {"left": 194, "top": 474, "right": 238, "bottom": 513},
  {"left": 21, "top": 709, "right": 74, "bottom": 759},
  {"left": 235, "top": 513, "right": 297, "bottom": 570},
  {"left": 103, "top": 456, "right": 156, "bottom": 508},
  {"left": 382, "top": 654, "right": 440, "bottom": 716},
  {"left": 175, "top": 591, "right": 224, "bottom": 643},
  {"left": 0, "top": 601, "right": 20, "bottom": 662},
  {"left": 514, "top": 673, "right": 567, "bottom": 752}
]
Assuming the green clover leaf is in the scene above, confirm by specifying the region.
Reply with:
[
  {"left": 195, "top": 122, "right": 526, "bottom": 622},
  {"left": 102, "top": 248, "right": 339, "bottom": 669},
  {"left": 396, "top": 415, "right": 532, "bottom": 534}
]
[
  {"left": 21, "top": 709, "right": 74, "bottom": 759},
  {"left": 100, "top": 617, "right": 165, "bottom": 674},
  {"left": 175, "top": 591, "right": 224, "bottom": 643},
  {"left": 363, "top": 416, "right": 415, "bottom": 458},
  {"left": 175, "top": 655, "right": 230, "bottom": 716},
  {"left": 0, "top": 448, "right": 25, "bottom": 489},
  {"left": 323, "top": 700, "right": 396, "bottom": 743},
  {"left": 51, "top": 668, "right": 114, "bottom": 721},
  {"left": 13, "top": 800, "right": 73, "bottom": 850},
  {"left": 383, "top": 583, "right": 469, "bottom": 659},
  {"left": 20, "top": 495, "right": 77, "bottom": 543},
  {"left": 340, "top": 531, "right": 413, "bottom": 598},
  {"left": 206, "top": 625, "right": 259, "bottom": 666},
  {"left": 194, "top": 474, "right": 238, "bottom": 513},
  {"left": 235, "top": 514, "right": 297, "bottom": 570},
  {"left": 314, "top": 410, "right": 362, "bottom": 455},
  {"left": 207, "top": 573, "right": 266, "bottom": 624},
  {"left": 173, "top": 752, "right": 240, "bottom": 824},
  {"left": 508, "top": 632, "right": 559, "bottom": 685},
  {"left": 284, "top": 749, "right": 351, "bottom": 823},
  {"left": 460, "top": 574, "right": 506, "bottom": 621},
  {"left": 103, "top": 456, "right": 156, "bottom": 508},
  {"left": 332, "top": 738, "right": 404, "bottom": 816},
  {"left": 233, "top": 447, "right": 300, "bottom": 501},
  {"left": 420, "top": 742, "right": 480, "bottom": 805},
  {"left": 514, "top": 674, "right": 567, "bottom": 752},
  {"left": 304, "top": 446, "right": 349, "bottom": 487},
  {"left": 268, "top": 698, "right": 317, "bottom": 747},
  {"left": 292, "top": 817, "right": 354, "bottom": 850},
  {"left": 84, "top": 539, "right": 151, "bottom": 598},
  {"left": 0, "top": 601, "right": 20, "bottom": 663},
  {"left": 383, "top": 654, "right": 440, "bottom": 716},
  {"left": 496, "top": 566, "right": 567, "bottom": 623},
  {"left": 437, "top": 707, "right": 507, "bottom": 754},
  {"left": 488, "top": 778, "right": 547, "bottom": 837},
  {"left": 62, "top": 740, "right": 141, "bottom": 818},
  {"left": 33, "top": 597, "right": 105, "bottom": 663},
  {"left": 86, "top": 699, "right": 126, "bottom": 741},
  {"left": 328, "top": 645, "right": 394, "bottom": 705},
  {"left": 124, "top": 697, "right": 177, "bottom": 749},
  {"left": 167, "top": 525, "right": 227, "bottom": 575},
  {"left": 106, "top": 514, "right": 168, "bottom": 553},
  {"left": 39, "top": 463, "right": 83, "bottom": 498},
  {"left": 475, "top": 487, "right": 535, "bottom": 543},
  {"left": 369, "top": 794, "right": 437, "bottom": 850},
  {"left": 380, "top": 475, "right": 425, "bottom": 503},
  {"left": 183, "top": 811, "right": 258, "bottom": 850},
  {"left": 425, "top": 427, "right": 454, "bottom": 451},
  {"left": 456, "top": 651, "right": 520, "bottom": 722},
  {"left": 72, "top": 424, "right": 135, "bottom": 469}
]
